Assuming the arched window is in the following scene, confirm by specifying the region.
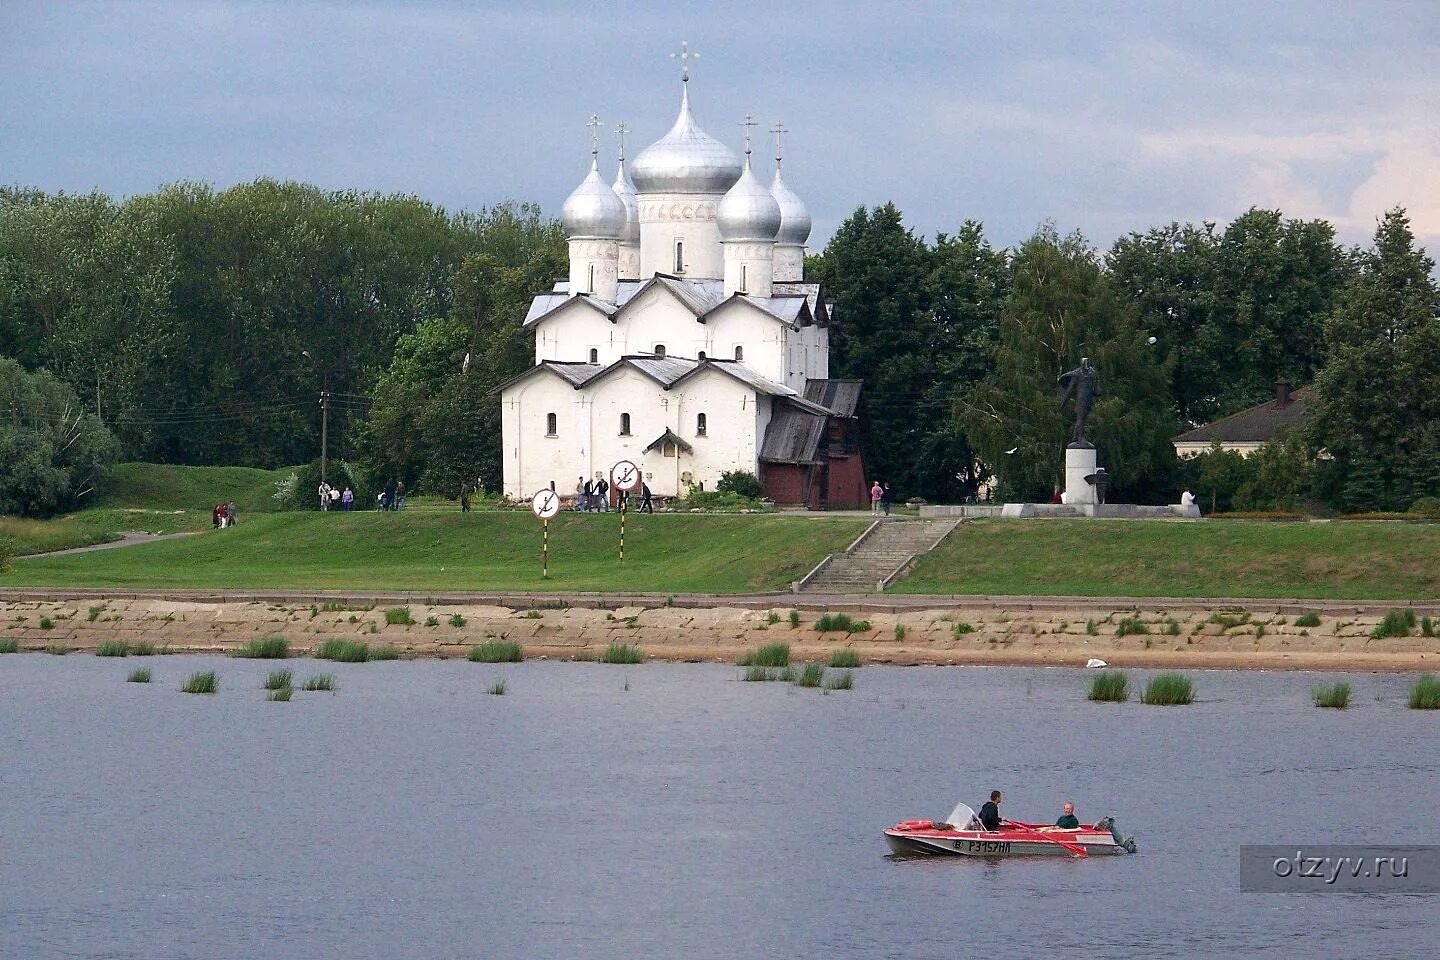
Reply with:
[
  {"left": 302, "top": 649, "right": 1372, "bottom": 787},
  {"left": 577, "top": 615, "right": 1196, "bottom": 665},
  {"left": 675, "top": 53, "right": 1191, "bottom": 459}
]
[
  {"left": 696, "top": 413, "right": 707, "bottom": 437},
  {"left": 740, "top": 264, "right": 748, "bottom": 293},
  {"left": 697, "top": 350, "right": 706, "bottom": 361},
  {"left": 662, "top": 441, "right": 677, "bottom": 458},
  {"left": 587, "top": 263, "right": 595, "bottom": 294},
  {"left": 734, "top": 345, "right": 744, "bottom": 362},
  {"left": 654, "top": 344, "right": 666, "bottom": 358},
  {"left": 545, "top": 412, "right": 557, "bottom": 437},
  {"left": 588, "top": 348, "right": 598, "bottom": 364},
  {"left": 620, "top": 412, "right": 631, "bottom": 436},
  {"left": 674, "top": 240, "right": 684, "bottom": 273}
]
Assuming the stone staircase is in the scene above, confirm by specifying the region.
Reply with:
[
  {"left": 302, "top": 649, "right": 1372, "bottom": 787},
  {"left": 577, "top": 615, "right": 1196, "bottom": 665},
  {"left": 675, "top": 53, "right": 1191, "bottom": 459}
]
[{"left": 797, "top": 519, "right": 959, "bottom": 593}]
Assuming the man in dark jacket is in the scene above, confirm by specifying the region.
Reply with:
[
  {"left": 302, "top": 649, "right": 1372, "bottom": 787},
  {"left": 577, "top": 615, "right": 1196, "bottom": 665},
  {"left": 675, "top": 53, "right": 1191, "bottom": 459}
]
[
  {"left": 978, "top": 790, "right": 1003, "bottom": 831},
  {"left": 1055, "top": 801, "right": 1079, "bottom": 829}
]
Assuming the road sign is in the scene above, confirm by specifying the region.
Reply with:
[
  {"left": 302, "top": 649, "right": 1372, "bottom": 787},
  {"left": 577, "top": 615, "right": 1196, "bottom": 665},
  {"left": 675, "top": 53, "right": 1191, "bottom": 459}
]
[
  {"left": 531, "top": 488, "right": 561, "bottom": 520},
  {"left": 612, "top": 459, "right": 641, "bottom": 492}
]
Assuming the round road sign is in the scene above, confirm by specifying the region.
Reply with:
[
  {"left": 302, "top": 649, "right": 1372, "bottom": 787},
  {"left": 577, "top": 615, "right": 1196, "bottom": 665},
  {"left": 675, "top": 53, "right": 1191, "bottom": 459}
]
[
  {"left": 530, "top": 488, "right": 561, "bottom": 520},
  {"left": 612, "top": 459, "right": 642, "bottom": 492}
]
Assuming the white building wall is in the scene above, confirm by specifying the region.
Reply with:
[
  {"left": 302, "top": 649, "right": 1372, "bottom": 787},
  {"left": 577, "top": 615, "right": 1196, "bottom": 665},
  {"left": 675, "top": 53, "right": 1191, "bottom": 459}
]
[
  {"left": 533, "top": 299, "right": 616, "bottom": 365},
  {"left": 703, "top": 299, "right": 787, "bottom": 383},
  {"left": 637, "top": 194, "right": 725, "bottom": 279},
  {"left": 501, "top": 372, "right": 590, "bottom": 500},
  {"left": 773, "top": 244, "right": 805, "bottom": 282}
]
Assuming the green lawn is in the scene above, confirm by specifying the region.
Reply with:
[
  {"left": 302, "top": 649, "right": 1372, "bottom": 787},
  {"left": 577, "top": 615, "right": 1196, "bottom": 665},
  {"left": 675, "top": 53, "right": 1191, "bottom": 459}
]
[
  {"left": 4, "top": 512, "right": 867, "bottom": 593},
  {"left": 895, "top": 519, "right": 1440, "bottom": 600},
  {"left": 98, "top": 462, "right": 295, "bottom": 513}
]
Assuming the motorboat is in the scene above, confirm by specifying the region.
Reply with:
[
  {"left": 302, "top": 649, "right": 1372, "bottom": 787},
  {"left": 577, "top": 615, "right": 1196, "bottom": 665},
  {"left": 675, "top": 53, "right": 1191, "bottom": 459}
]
[{"left": 884, "top": 802, "right": 1137, "bottom": 858}]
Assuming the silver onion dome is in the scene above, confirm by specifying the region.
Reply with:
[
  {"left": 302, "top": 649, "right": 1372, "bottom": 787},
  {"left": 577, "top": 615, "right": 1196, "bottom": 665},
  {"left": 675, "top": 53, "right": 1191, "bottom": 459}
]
[
  {"left": 632, "top": 85, "right": 742, "bottom": 195},
  {"left": 770, "top": 168, "right": 812, "bottom": 246},
  {"left": 612, "top": 158, "right": 640, "bottom": 244},
  {"left": 717, "top": 154, "right": 782, "bottom": 242},
  {"left": 560, "top": 158, "right": 626, "bottom": 239}
]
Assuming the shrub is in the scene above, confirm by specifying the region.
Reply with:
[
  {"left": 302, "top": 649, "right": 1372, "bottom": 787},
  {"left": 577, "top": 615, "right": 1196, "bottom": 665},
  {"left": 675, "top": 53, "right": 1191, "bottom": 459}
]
[
  {"left": 1371, "top": 610, "right": 1415, "bottom": 639},
  {"left": 1208, "top": 609, "right": 1251, "bottom": 631},
  {"left": 1163, "top": 618, "right": 1181, "bottom": 636},
  {"left": 369, "top": 644, "right": 401, "bottom": 661},
  {"left": 1408, "top": 675, "right": 1440, "bottom": 709},
  {"left": 424, "top": 616, "right": 439, "bottom": 627},
  {"left": 1088, "top": 671, "right": 1129, "bottom": 702},
  {"left": 1423, "top": 615, "right": 1435, "bottom": 638},
  {"left": 795, "top": 663, "right": 825, "bottom": 688},
  {"left": 130, "top": 641, "right": 155, "bottom": 656},
  {"left": 1408, "top": 496, "right": 1440, "bottom": 520},
  {"left": 268, "top": 688, "right": 292, "bottom": 702},
  {"left": 487, "top": 679, "right": 507, "bottom": 696},
  {"left": 716, "top": 469, "right": 763, "bottom": 500},
  {"left": 314, "top": 639, "right": 369, "bottom": 662},
  {"left": 87, "top": 606, "right": 103, "bottom": 622},
  {"left": 126, "top": 667, "right": 151, "bottom": 683},
  {"left": 1115, "top": 616, "right": 1149, "bottom": 637},
  {"left": 765, "top": 610, "right": 780, "bottom": 625},
  {"left": 263, "top": 669, "right": 293, "bottom": 691},
  {"left": 385, "top": 607, "right": 415, "bottom": 626},
  {"left": 449, "top": 613, "right": 466, "bottom": 628},
  {"left": 1254, "top": 623, "right": 1266, "bottom": 638},
  {"left": 789, "top": 610, "right": 800, "bottom": 628},
  {"left": 468, "top": 640, "right": 522, "bottom": 663},
  {"left": 830, "top": 648, "right": 861, "bottom": 668},
  {"left": 738, "top": 643, "right": 790, "bottom": 667},
  {"left": 1141, "top": 673, "right": 1194, "bottom": 705},
  {"left": 1312, "top": 682, "right": 1351, "bottom": 709},
  {"left": 1085, "top": 619, "right": 1098, "bottom": 636},
  {"left": 0, "top": 638, "right": 18, "bottom": 653},
  {"left": 953, "top": 621, "right": 976, "bottom": 637},
  {"left": 814, "top": 612, "right": 853, "bottom": 633},
  {"left": 96, "top": 640, "right": 129, "bottom": 657},
  {"left": 303, "top": 674, "right": 336, "bottom": 691},
  {"left": 232, "top": 636, "right": 289, "bottom": 659},
  {"left": 825, "top": 670, "right": 854, "bottom": 690},
  {"left": 181, "top": 671, "right": 218, "bottom": 694},
  {"left": 894, "top": 623, "right": 906, "bottom": 641},
  {"left": 600, "top": 643, "right": 644, "bottom": 664},
  {"left": 0, "top": 358, "right": 119, "bottom": 518},
  {"left": 39, "top": 617, "right": 55, "bottom": 630},
  {"left": 1295, "top": 611, "right": 1322, "bottom": 628}
]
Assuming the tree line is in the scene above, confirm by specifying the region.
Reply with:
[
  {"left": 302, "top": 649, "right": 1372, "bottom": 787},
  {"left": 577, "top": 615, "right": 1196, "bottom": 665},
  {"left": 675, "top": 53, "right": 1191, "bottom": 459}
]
[{"left": 1, "top": 180, "right": 1435, "bottom": 516}]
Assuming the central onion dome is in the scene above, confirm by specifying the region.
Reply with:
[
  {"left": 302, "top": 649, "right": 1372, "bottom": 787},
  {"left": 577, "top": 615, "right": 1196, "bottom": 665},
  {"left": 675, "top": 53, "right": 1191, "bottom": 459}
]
[
  {"left": 632, "top": 85, "right": 742, "bottom": 195},
  {"left": 612, "top": 158, "right": 640, "bottom": 244},
  {"left": 560, "top": 157, "right": 626, "bottom": 239},
  {"left": 770, "top": 168, "right": 812, "bottom": 246},
  {"left": 717, "top": 153, "right": 782, "bottom": 242}
]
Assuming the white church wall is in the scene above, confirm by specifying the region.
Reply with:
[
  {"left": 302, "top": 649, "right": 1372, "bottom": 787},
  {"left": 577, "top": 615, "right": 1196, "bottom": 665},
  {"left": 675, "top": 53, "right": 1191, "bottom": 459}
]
[
  {"left": 637, "top": 194, "right": 725, "bottom": 279},
  {"left": 667, "top": 368, "right": 769, "bottom": 494},
  {"left": 501, "top": 373, "right": 588, "bottom": 500},
  {"left": 703, "top": 299, "right": 787, "bottom": 382},
  {"left": 616, "top": 284, "right": 709, "bottom": 359},
  {"left": 533, "top": 299, "right": 614, "bottom": 366}
]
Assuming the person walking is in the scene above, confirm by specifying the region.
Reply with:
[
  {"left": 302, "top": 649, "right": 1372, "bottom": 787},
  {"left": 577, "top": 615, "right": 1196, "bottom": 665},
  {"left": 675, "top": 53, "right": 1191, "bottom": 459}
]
[
  {"left": 342, "top": 487, "right": 354, "bottom": 511},
  {"left": 395, "top": 481, "right": 406, "bottom": 510},
  {"left": 459, "top": 483, "right": 471, "bottom": 513},
  {"left": 869, "top": 481, "right": 883, "bottom": 515},
  {"left": 382, "top": 477, "right": 397, "bottom": 512},
  {"left": 640, "top": 481, "right": 654, "bottom": 514},
  {"left": 575, "top": 476, "right": 586, "bottom": 511},
  {"left": 594, "top": 476, "right": 609, "bottom": 512},
  {"left": 881, "top": 483, "right": 893, "bottom": 517},
  {"left": 318, "top": 480, "right": 332, "bottom": 512},
  {"left": 225, "top": 500, "right": 237, "bottom": 526},
  {"left": 582, "top": 478, "right": 594, "bottom": 512}
]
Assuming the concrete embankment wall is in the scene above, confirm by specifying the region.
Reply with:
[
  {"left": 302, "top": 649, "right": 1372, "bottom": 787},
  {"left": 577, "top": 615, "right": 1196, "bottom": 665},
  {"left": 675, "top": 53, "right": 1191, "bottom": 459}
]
[{"left": 3, "top": 597, "right": 1438, "bottom": 671}]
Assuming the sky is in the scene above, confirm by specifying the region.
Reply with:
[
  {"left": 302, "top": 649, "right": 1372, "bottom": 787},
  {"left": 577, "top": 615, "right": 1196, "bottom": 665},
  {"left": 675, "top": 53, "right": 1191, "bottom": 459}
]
[{"left": 3, "top": 0, "right": 1438, "bottom": 254}]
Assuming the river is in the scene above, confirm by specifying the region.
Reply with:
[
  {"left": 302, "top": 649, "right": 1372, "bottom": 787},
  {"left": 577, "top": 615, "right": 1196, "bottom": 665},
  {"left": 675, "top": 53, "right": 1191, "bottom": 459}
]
[{"left": 2, "top": 656, "right": 1433, "bottom": 959}]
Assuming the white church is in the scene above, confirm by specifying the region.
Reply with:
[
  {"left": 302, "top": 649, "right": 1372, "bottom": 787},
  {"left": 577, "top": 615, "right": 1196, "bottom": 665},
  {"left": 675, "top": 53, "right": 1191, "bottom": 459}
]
[{"left": 500, "top": 58, "right": 866, "bottom": 508}]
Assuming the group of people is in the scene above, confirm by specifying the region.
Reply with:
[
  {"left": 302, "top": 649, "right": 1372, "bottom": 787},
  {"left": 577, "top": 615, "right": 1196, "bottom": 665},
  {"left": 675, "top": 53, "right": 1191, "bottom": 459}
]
[
  {"left": 868, "top": 481, "right": 894, "bottom": 515},
  {"left": 379, "top": 478, "right": 405, "bottom": 511},
  {"left": 316, "top": 481, "right": 355, "bottom": 511},
  {"left": 976, "top": 790, "right": 1080, "bottom": 831},
  {"left": 574, "top": 475, "right": 653, "bottom": 513},
  {"left": 211, "top": 501, "right": 237, "bottom": 528}
]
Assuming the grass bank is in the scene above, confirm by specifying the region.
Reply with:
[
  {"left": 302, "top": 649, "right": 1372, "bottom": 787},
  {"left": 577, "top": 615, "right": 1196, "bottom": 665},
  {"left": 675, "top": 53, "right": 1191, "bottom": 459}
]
[
  {"left": 895, "top": 519, "right": 1440, "bottom": 600},
  {"left": 6, "top": 512, "right": 866, "bottom": 593}
]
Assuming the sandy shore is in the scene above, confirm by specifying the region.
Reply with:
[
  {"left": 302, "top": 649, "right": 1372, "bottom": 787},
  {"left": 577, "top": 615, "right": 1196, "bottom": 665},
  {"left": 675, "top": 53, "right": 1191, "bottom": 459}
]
[{"left": 3, "top": 596, "right": 1438, "bottom": 672}]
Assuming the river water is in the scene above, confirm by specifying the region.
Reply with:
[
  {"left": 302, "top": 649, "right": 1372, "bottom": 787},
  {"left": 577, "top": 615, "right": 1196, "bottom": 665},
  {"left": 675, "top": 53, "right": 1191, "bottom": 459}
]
[{"left": 1, "top": 656, "right": 1434, "bottom": 959}]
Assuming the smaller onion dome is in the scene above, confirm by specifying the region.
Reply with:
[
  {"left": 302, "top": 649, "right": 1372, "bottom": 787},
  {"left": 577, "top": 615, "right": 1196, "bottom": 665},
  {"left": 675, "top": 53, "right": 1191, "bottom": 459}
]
[
  {"left": 612, "top": 158, "right": 640, "bottom": 244},
  {"left": 717, "top": 154, "right": 782, "bottom": 242},
  {"left": 770, "top": 168, "right": 812, "bottom": 246},
  {"left": 561, "top": 157, "right": 626, "bottom": 239}
]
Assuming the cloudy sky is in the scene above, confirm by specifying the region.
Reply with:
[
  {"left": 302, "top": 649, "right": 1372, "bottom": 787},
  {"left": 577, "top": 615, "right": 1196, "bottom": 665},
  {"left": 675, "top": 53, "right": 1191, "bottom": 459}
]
[{"left": 3, "top": 1, "right": 1437, "bottom": 253}]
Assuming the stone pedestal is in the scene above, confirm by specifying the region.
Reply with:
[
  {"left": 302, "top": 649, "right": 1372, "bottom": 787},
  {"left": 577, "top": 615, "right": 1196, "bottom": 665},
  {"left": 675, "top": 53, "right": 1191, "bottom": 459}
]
[{"left": 1064, "top": 444, "right": 1098, "bottom": 505}]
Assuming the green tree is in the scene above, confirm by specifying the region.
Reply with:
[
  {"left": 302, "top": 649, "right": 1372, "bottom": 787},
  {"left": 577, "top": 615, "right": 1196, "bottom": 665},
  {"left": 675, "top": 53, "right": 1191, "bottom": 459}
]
[
  {"left": 1308, "top": 207, "right": 1440, "bottom": 511},
  {"left": 0, "top": 357, "right": 118, "bottom": 516},
  {"left": 963, "top": 226, "right": 1176, "bottom": 503}
]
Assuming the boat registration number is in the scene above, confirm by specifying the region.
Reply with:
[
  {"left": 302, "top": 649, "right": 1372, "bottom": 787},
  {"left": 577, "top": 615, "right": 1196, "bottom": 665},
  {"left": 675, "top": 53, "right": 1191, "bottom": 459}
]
[{"left": 957, "top": 840, "right": 1011, "bottom": 854}]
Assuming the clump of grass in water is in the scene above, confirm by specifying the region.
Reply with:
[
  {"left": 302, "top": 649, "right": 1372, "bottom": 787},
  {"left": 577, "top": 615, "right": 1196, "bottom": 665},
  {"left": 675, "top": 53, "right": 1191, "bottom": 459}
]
[
  {"left": 824, "top": 670, "right": 854, "bottom": 690},
  {"left": 369, "top": 644, "right": 400, "bottom": 661},
  {"left": 795, "top": 663, "right": 825, "bottom": 688},
  {"left": 46, "top": 644, "right": 70, "bottom": 655},
  {"left": 737, "top": 643, "right": 790, "bottom": 667},
  {"left": 469, "top": 640, "right": 523, "bottom": 663},
  {"left": 314, "top": 639, "right": 369, "bottom": 662},
  {"left": 385, "top": 607, "right": 415, "bottom": 626},
  {"left": 127, "top": 667, "right": 152, "bottom": 683},
  {"left": 449, "top": 613, "right": 466, "bottom": 628},
  {"left": 0, "top": 638, "right": 18, "bottom": 654},
  {"left": 1295, "top": 610, "right": 1322, "bottom": 628},
  {"left": 1088, "top": 671, "right": 1129, "bottom": 702},
  {"left": 1141, "top": 672, "right": 1194, "bottom": 706},
  {"left": 953, "top": 621, "right": 976, "bottom": 637},
  {"left": 741, "top": 665, "right": 773, "bottom": 682},
  {"left": 303, "top": 673, "right": 336, "bottom": 691},
  {"left": 829, "top": 648, "right": 861, "bottom": 668},
  {"left": 1312, "top": 681, "right": 1351, "bottom": 709},
  {"left": 96, "top": 640, "right": 130, "bottom": 657},
  {"left": 130, "top": 641, "right": 155, "bottom": 656},
  {"left": 181, "top": 671, "right": 218, "bottom": 694},
  {"left": 263, "top": 669, "right": 293, "bottom": 691},
  {"left": 1371, "top": 609, "right": 1416, "bottom": 639},
  {"left": 1115, "top": 616, "right": 1149, "bottom": 637},
  {"left": 788, "top": 610, "right": 800, "bottom": 628},
  {"left": 233, "top": 636, "right": 289, "bottom": 659},
  {"left": 601, "top": 643, "right": 644, "bottom": 664},
  {"left": 487, "top": 679, "right": 507, "bottom": 696},
  {"left": 1409, "top": 674, "right": 1440, "bottom": 710},
  {"left": 268, "top": 688, "right": 292, "bottom": 702}
]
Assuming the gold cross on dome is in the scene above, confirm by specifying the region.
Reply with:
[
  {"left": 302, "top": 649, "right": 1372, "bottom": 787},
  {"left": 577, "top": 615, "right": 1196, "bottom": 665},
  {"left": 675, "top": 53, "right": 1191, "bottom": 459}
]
[
  {"left": 771, "top": 121, "right": 788, "bottom": 165},
  {"left": 670, "top": 40, "right": 699, "bottom": 82},
  {"left": 739, "top": 114, "right": 758, "bottom": 156},
  {"left": 586, "top": 114, "right": 603, "bottom": 157}
]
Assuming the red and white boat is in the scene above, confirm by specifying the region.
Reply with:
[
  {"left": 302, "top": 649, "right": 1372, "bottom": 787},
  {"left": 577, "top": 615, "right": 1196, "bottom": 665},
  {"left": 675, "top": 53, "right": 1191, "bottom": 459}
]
[{"left": 885, "top": 802, "right": 1137, "bottom": 858}]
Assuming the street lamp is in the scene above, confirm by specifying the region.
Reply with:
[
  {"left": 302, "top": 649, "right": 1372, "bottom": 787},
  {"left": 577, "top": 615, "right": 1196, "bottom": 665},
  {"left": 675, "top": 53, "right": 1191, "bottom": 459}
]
[{"left": 301, "top": 350, "right": 331, "bottom": 484}]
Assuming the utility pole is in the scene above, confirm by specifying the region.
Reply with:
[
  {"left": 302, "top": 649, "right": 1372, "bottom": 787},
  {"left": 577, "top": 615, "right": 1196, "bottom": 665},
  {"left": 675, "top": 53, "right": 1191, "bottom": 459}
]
[{"left": 319, "top": 370, "right": 330, "bottom": 485}]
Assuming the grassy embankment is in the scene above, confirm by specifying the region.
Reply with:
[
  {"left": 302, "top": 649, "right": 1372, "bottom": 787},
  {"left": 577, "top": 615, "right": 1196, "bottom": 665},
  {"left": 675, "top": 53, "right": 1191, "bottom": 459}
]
[
  {"left": 6, "top": 511, "right": 866, "bottom": 593},
  {"left": 894, "top": 519, "right": 1440, "bottom": 601},
  {"left": 0, "top": 463, "right": 292, "bottom": 556}
]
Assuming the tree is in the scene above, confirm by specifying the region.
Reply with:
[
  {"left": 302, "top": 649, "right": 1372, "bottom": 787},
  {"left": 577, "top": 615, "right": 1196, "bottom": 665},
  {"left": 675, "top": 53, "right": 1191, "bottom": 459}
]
[
  {"left": 0, "top": 357, "right": 118, "bottom": 516},
  {"left": 963, "top": 226, "right": 1176, "bottom": 503},
  {"left": 1308, "top": 208, "right": 1440, "bottom": 511}
]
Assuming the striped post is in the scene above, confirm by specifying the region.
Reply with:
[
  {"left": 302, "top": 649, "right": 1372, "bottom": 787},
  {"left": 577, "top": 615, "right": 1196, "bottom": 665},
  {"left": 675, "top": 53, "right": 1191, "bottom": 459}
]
[
  {"left": 619, "top": 496, "right": 626, "bottom": 562},
  {"left": 543, "top": 518, "right": 549, "bottom": 578}
]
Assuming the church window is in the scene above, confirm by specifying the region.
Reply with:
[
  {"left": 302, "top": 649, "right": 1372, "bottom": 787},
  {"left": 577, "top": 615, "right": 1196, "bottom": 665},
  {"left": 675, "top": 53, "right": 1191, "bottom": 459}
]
[
  {"left": 587, "top": 263, "right": 595, "bottom": 294},
  {"left": 696, "top": 413, "right": 707, "bottom": 437},
  {"left": 674, "top": 240, "right": 684, "bottom": 273},
  {"left": 589, "top": 348, "right": 598, "bottom": 364},
  {"left": 740, "top": 264, "right": 748, "bottom": 293},
  {"left": 620, "top": 412, "right": 631, "bottom": 436},
  {"left": 734, "top": 345, "right": 744, "bottom": 362},
  {"left": 654, "top": 344, "right": 666, "bottom": 358},
  {"left": 697, "top": 351, "right": 706, "bottom": 361},
  {"left": 545, "top": 413, "right": 557, "bottom": 437},
  {"left": 662, "top": 441, "right": 677, "bottom": 458}
]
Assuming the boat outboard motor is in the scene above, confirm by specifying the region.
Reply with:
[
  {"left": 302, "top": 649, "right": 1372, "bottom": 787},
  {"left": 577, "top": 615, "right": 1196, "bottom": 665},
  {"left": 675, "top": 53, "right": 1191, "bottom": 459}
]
[{"left": 1095, "top": 816, "right": 1137, "bottom": 853}]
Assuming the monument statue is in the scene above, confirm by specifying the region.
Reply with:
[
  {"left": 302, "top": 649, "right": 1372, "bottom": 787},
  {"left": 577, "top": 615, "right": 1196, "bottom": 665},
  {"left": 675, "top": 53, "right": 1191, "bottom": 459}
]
[{"left": 1057, "top": 357, "right": 1100, "bottom": 448}]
